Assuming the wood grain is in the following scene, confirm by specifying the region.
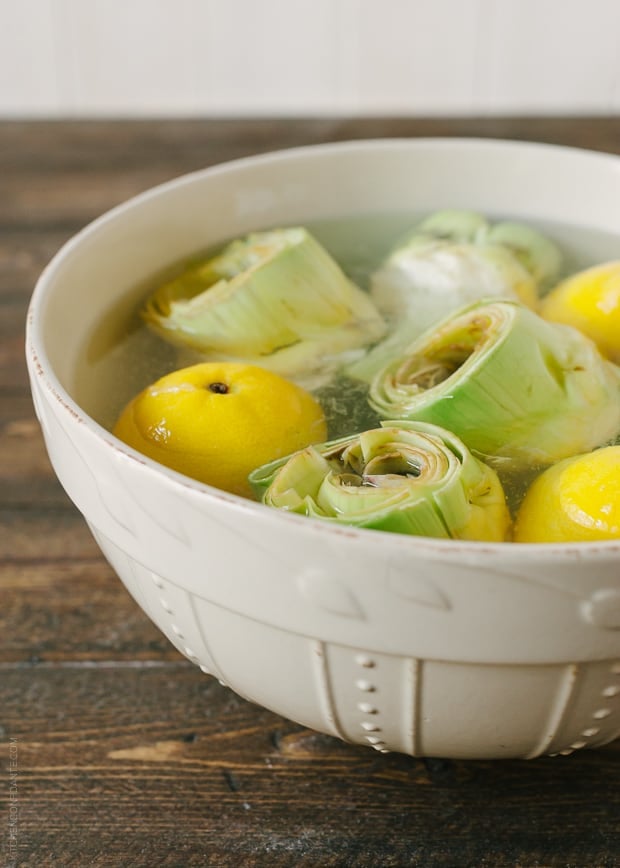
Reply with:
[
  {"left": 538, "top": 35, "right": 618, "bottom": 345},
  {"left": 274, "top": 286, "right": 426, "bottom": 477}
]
[{"left": 1, "top": 118, "right": 620, "bottom": 868}]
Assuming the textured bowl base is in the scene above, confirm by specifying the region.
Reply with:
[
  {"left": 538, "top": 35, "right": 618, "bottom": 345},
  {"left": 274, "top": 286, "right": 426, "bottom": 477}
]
[{"left": 91, "top": 526, "right": 620, "bottom": 760}]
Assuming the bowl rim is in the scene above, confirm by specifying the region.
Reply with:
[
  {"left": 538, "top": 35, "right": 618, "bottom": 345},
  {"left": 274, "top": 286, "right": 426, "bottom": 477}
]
[{"left": 25, "top": 135, "right": 620, "bottom": 561}]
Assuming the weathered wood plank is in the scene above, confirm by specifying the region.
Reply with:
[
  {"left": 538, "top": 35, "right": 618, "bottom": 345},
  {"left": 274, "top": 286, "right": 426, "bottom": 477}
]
[
  {"left": 0, "top": 228, "right": 73, "bottom": 301},
  {"left": 0, "top": 397, "right": 66, "bottom": 505},
  {"left": 1, "top": 666, "right": 619, "bottom": 868},
  {"left": 0, "top": 559, "right": 179, "bottom": 663}
]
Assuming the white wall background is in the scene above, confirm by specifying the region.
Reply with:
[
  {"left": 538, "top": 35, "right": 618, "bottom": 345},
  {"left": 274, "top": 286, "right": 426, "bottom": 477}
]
[{"left": 1, "top": 0, "right": 619, "bottom": 117}]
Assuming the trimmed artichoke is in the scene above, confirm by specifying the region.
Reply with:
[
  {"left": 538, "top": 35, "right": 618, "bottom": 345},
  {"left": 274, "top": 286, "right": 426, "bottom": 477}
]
[
  {"left": 249, "top": 421, "right": 510, "bottom": 542},
  {"left": 142, "top": 227, "right": 386, "bottom": 383},
  {"left": 368, "top": 299, "right": 620, "bottom": 468},
  {"left": 348, "top": 210, "right": 562, "bottom": 382}
]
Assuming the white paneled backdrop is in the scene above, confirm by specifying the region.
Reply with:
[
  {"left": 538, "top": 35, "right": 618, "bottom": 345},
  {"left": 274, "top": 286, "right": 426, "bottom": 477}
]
[{"left": 1, "top": 0, "right": 620, "bottom": 116}]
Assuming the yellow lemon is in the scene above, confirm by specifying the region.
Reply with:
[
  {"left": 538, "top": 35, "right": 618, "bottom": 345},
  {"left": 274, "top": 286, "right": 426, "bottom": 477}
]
[
  {"left": 514, "top": 446, "right": 620, "bottom": 542},
  {"left": 540, "top": 260, "right": 620, "bottom": 362},
  {"left": 113, "top": 362, "right": 327, "bottom": 497}
]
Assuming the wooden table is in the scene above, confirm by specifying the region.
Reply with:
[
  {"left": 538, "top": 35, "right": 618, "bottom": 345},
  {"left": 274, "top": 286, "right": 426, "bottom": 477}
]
[{"left": 2, "top": 118, "right": 620, "bottom": 868}]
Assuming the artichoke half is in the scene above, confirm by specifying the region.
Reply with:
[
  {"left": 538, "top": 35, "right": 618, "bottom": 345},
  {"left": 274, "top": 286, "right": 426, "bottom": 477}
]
[
  {"left": 142, "top": 227, "right": 386, "bottom": 384},
  {"left": 249, "top": 421, "right": 510, "bottom": 542},
  {"left": 368, "top": 299, "right": 620, "bottom": 468},
  {"left": 348, "top": 210, "right": 562, "bottom": 382}
]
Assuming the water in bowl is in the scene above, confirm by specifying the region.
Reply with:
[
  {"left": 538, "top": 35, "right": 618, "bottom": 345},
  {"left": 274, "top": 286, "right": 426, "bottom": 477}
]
[{"left": 74, "top": 211, "right": 620, "bottom": 515}]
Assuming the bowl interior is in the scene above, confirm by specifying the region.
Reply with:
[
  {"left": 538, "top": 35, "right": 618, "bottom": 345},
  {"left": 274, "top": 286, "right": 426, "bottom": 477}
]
[{"left": 29, "top": 138, "right": 620, "bottom": 410}]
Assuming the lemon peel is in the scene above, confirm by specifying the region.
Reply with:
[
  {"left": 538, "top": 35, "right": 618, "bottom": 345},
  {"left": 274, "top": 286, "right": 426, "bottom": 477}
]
[
  {"left": 541, "top": 260, "right": 620, "bottom": 363},
  {"left": 514, "top": 446, "right": 620, "bottom": 542},
  {"left": 113, "top": 362, "right": 327, "bottom": 498}
]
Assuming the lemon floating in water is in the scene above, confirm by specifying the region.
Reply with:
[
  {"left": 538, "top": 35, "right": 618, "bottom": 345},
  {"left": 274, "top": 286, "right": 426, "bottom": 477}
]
[
  {"left": 514, "top": 445, "right": 620, "bottom": 542},
  {"left": 541, "top": 260, "right": 620, "bottom": 362},
  {"left": 113, "top": 362, "right": 327, "bottom": 497}
]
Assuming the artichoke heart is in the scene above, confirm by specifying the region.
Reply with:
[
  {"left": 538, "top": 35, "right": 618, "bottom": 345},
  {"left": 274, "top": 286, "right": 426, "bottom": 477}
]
[
  {"left": 142, "top": 227, "right": 386, "bottom": 381},
  {"left": 249, "top": 421, "right": 510, "bottom": 541},
  {"left": 368, "top": 299, "right": 620, "bottom": 467},
  {"left": 348, "top": 210, "right": 562, "bottom": 382}
]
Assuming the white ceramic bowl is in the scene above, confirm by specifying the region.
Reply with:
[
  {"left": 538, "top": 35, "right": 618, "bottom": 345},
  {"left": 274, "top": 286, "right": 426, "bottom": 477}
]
[{"left": 26, "top": 139, "right": 620, "bottom": 759}]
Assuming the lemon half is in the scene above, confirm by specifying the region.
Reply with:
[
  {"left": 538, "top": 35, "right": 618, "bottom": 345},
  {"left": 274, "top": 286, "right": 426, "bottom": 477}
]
[
  {"left": 114, "top": 362, "right": 327, "bottom": 497},
  {"left": 514, "top": 445, "right": 620, "bottom": 542},
  {"left": 541, "top": 260, "right": 620, "bottom": 362}
]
